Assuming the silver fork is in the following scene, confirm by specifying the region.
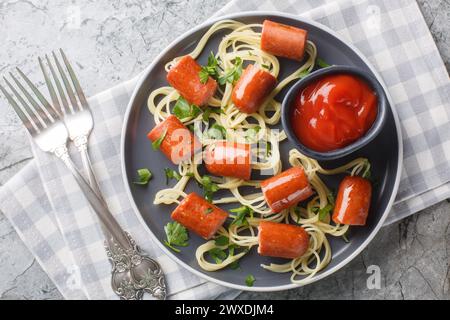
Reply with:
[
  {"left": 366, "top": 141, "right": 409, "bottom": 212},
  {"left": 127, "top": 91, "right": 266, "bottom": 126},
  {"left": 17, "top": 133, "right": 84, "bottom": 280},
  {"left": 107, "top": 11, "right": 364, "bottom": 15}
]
[
  {"left": 38, "top": 50, "right": 100, "bottom": 196},
  {"left": 0, "top": 67, "right": 166, "bottom": 300}
]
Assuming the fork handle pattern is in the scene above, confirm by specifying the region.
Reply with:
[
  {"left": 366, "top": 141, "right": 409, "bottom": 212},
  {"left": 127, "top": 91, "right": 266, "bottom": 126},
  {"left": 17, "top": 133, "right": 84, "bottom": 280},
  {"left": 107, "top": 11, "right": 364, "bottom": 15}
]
[{"left": 54, "top": 145, "right": 167, "bottom": 300}]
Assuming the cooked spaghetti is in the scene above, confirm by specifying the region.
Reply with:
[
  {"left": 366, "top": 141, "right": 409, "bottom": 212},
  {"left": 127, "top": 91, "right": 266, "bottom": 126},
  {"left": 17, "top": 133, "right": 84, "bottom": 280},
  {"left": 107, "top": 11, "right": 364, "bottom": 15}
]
[{"left": 146, "top": 19, "right": 371, "bottom": 284}]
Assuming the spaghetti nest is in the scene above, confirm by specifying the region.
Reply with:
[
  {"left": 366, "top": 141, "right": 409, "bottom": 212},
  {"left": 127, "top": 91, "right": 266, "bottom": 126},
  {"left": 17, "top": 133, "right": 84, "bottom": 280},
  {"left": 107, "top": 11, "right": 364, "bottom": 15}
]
[{"left": 147, "top": 20, "right": 369, "bottom": 284}]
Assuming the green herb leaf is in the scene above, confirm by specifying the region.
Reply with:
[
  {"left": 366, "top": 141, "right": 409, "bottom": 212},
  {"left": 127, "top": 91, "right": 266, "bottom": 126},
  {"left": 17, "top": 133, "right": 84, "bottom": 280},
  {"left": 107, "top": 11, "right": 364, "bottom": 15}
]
[
  {"left": 219, "top": 57, "right": 243, "bottom": 85},
  {"left": 133, "top": 168, "right": 152, "bottom": 185},
  {"left": 164, "top": 221, "right": 189, "bottom": 252},
  {"left": 214, "top": 235, "right": 229, "bottom": 246},
  {"left": 318, "top": 204, "right": 333, "bottom": 222},
  {"left": 173, "top": 97, "right": 201, "bottom": 120},
  {"left": 164, "top": 168, "right": 182, "bottom": 185},
  {"left": 317, "top": 58, "right": 331, "bottom": 68},
  {"left": 207, "top": 123, "right": 227, "bottom": 140},
  {"left": 199, "top": 69, "right": 210, "bottom": 84},
  {"left": 202, "top": 106, "right": 224, "bottom": 122},
  {"left": 230, "top": 206, "right": 253, "bottom": 227},
  {"left": 245, "top": 126, "right": 261, "bottom": 141},
  {"left": 229, "top": 261, "right": 240, "bottom": 270},
  {"left": 261, "top": 63, "right": 270, "bottom": 70},
  {"left": 201, "top": 175, "right": 219, "bottom": 202},
  {"left": 199, "top": 52, "right": 220, "bottom": 83},
  {"left": 204, "top": 207, "right": 214, "bottom": 214},
  {"left": 228, "top": 244, "right": 239, "bottom": 256},
  {"left": 152, "top": 129, "right": 167, "bottom": 150},
  {"left": 245, "top": 274, "right": 255, "bottom": 287},
  {"left": 208, "top": 247, "right": 227, "bottom": 264}
]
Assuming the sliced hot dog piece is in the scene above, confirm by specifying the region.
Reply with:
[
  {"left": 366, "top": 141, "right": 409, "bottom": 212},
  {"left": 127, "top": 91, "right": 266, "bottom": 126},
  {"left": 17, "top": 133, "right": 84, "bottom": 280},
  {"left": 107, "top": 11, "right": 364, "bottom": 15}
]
[
  {"left": 204, "top": 141, "right": 252, "bottom": 180},
  {"left": 260, "top": 20, "right": 308, "bottom": 61},
  {"left": 261, "top": 166, "right": 313, "bottom": 213},
  {"left": 258, "top": 221, "right": 309, "bottom": 259},
  {"left": 231, "top": 64, "right": 277, "bottom": 114},
  {"left": 147, "top": 115, "right": 200, "bottom": 164},
  {"left": 171, "top": 192, "right": 228, "bottom": 240},
  {"left": 167, "top": 55, "right": 217, "bottom": 106},
  {"left": 332, "top": 176, "right": 372, "bottom": 226}
]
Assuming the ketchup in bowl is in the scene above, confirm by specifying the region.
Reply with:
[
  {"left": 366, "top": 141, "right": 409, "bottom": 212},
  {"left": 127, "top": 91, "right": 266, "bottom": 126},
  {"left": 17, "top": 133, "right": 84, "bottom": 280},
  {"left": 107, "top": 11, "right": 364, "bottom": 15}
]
[{"left": 291, "top": 74, "right": 377, "bottom": 152}]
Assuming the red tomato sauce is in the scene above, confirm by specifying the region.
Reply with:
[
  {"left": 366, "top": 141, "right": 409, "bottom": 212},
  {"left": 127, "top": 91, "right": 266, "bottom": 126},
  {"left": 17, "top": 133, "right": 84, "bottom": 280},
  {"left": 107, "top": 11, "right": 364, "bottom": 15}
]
[{"left": 291, "top": 74, "right": 378, "bottom": 152}]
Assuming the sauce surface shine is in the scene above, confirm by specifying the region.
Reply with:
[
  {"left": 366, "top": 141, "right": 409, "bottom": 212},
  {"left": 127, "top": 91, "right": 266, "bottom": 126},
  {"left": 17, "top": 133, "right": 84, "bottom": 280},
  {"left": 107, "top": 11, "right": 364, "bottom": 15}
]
[{"left": 292, "top": 74, "right": 378, "bottom": 152}]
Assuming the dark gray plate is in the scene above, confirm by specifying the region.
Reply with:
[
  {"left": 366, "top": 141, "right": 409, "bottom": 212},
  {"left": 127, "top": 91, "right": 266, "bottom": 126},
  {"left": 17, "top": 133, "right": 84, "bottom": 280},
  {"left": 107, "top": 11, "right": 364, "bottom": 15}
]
[{"left": 120, "top": 12, "right": 403, "bottom": 291}]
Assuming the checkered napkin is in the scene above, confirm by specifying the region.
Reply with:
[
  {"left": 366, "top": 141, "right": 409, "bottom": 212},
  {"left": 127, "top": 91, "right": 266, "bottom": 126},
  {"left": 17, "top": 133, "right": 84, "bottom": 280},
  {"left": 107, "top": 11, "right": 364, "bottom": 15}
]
[{"left": 0, "top": 0, "right": 449, "bottom": 299}]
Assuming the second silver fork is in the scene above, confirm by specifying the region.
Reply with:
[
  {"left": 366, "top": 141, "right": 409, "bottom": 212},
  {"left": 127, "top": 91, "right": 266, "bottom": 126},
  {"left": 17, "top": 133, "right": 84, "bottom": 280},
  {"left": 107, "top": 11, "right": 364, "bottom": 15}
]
[{"left": 39, "top": 50, "right": 100, "bottom": 195}]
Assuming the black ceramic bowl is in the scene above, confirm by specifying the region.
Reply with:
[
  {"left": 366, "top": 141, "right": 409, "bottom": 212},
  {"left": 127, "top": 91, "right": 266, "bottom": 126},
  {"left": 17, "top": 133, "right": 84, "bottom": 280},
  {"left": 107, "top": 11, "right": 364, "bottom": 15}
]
[{"left": 281, "top": 65, "right": 388, "bottom": 161}]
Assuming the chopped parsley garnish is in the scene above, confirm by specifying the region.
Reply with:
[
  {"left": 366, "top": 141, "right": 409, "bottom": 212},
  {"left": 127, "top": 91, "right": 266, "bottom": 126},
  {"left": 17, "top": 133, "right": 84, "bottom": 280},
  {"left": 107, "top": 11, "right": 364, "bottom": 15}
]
[
  {"left": 173, "top": 97, "right": 201, "bottom": 120},
  {"left": 202, "top": 106, "right": 224, "bottom": 122},
  {"left": 229, "top": 261, "right": 240, "bottom": 270},
  {"left": 317, "top": 57, "right": 331, "bottom": 68},
  {"left": 207, "top": 123, "right": 227, "bottom": 140},
  {"left": 230, "top": 206, "right": 253, "bottom": 227},
  {"left": 152, "top": 129, "right": 167, "bottom": 150},
  {"left": 245, "top": 274, "right": 255, "bottom": 287},
  {"left": 199, "top": 52, "right": 220, "bottom": 84},
  {"left": 133, "top": 168, "right": 152, "bottom": 185},
  {"left": 200, "top": 175, "right": 219, "bottom": 202},
  {"left": 218, "top": 57, "right": 243, "bottom": 85},
  {"left": 318, "top": 204, "right": 333, "bottom": 222},
  {"left": 204, "top": 207, "right": 214, "bottom": 214},
  {"left": 214, "top": 235, "right": 229, "bottom": 246},
  {"left": 164, "top": 168, "right": 182, "bottom": 185},
  {"left": 208, "top": 247, "right": 227, "bottom": 264},
  {"left": 261, "top": 63, "right": 270, "bottom": 70},
  {"left": 245, "top": 126, "right": 261, "bottom": 141},
  {"left": 163, "top": 221, "right": 189, "bottom": 253}
]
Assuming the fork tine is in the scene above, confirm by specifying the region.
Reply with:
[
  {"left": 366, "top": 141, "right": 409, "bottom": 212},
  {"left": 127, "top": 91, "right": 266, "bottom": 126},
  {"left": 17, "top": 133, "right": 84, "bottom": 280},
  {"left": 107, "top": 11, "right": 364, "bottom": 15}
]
[
  {"left": 4, "top": 76, "right": 45, "bottom": 130},
  {"left": 0, "top": 83, "right": 39, "bottom": 135},
  {"left": 45, "top": 54, "right": 71, "bottom": 115},
  {"left": 59, "top": 49, "right": 88, "bottom": 109},
  {"left": 39, "top": 57, "right": 63, "bottom": 116},
  {"left": 52, "top": 51, "right": 81, "bottom": 112},
  {"left": 16, "top": 67, "right": 61, "bottom": 121},
  {"left": 9, "top": 72, "right": 53, "bottom": 127}
]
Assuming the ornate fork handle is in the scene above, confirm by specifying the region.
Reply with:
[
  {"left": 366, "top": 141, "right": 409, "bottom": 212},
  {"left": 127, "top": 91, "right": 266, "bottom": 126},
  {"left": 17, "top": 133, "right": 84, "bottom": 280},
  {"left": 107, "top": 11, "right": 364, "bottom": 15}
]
[{"left": 54, "top": 145, "right": 167, "bottom": 300}]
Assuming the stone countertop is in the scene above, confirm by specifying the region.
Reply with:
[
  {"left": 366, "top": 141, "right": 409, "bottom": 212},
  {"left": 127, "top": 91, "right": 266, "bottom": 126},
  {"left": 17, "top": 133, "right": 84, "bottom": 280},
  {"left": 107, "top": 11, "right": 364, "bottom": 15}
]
[{"left": 0, "top": 0, "right": 448, "bottom": 300}]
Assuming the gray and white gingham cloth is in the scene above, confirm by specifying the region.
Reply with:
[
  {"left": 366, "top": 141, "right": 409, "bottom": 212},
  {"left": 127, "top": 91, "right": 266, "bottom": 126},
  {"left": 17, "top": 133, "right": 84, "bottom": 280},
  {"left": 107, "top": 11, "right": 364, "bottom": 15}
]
[{"left": 0, "top": 0, "right": 449, "bottom": 299}]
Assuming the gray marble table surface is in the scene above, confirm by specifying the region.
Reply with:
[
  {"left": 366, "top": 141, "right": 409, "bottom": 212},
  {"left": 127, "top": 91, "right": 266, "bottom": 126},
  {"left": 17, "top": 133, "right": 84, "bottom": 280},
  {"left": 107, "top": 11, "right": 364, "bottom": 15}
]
[{"left": 0, "top": 0, "right": 448, "bottom": 300}]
